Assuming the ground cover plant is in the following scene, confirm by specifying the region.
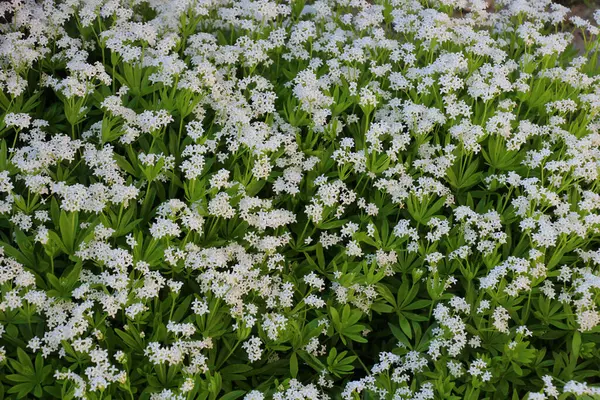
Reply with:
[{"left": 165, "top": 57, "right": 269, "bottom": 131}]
[{"left": 1, "top": 0, "right": 600, "bottom": 399}]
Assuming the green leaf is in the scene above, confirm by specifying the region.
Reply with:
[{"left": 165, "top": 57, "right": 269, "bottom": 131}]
[
  {"left": 290, "top": 352, "right": 298, "bottom": 378},
  {"left": 403, "top": 299, "right": 431, "bottom": 311},
  {"left": 296, "top": 350, "right": 325, "bottom": 372},
  {"left": 399, "top": 317, "right": 412, "bottom": 339},
  {"left": 219, "top": 363, "right": 251, "bottom": 381},
  {"left": 371, "top": 302, "right": 394, "bottom": 313},
  {"left": 377, "top": 283, "right": 397, "bottom": 308},
  {"left": 115, "top": 329, "right": 143, "bottom": 352},
  {"left": 219, "top": 391, "right": 246, "bottom": 400},
  {"left": 58, "top": 211, "right": 78, "bottom": 254},
  {"left": 572, "top": 331, "right": 581, "bottom": 361},
  {"left": 330, "top": 307, "right": 341, "bottom": 330},
  {"left": 219, "top": 364, "right": 253, "bottom": 375},
  {"left": 17, "top": 347, "right": 34, "bottom": 370}
]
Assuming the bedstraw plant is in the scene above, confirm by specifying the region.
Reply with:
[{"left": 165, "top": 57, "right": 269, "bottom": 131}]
[{"left": 0, "top": 0, "right": 599, "bottom": 399}]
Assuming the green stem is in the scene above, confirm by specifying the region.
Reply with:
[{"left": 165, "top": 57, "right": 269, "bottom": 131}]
[
  {"left": 217, "top": 340, "right": 241, "bottom": 369},
  {"left": 352, "top": 348, "right": 371, "bottom": 375}
]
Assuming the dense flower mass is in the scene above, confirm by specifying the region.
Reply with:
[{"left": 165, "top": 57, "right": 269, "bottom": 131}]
[{"left": 0, "top": 0, "right": 599, "bottom": 398}]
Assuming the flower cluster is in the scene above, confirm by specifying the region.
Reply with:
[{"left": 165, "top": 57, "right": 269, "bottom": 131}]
[{"left": 0, "top": 0, "right": 599, "bottom": 399}]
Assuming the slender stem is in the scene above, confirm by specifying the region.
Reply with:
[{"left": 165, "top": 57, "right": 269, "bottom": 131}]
[
  {"left": 216, "top": 340, "right": 241, "bottom": 369},
  {"left": 352, "top": 348, "right": 371, "bottom": 376}
]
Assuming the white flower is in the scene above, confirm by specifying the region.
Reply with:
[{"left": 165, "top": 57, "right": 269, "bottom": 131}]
[
  {"left": 578, "top": 310, "right": 600, "bottom": 332},
  {"left": 492, "top": 306, "right": 510, "bottom": 334},
  {"left": 208, "top": 192, "right": 235, "bottom": 219},
  {"left": 242, "top": 336, "right": 263, "bottom": 362},
  {"left": 4, "top": 113, "right": 31, "bottom": 129},
  {"left": 244, "top": 390, "right": 264, "bottom": 400},
  {"left": 192, "top": 298, "right": 210, "bottom": 316},
  {"left": 149, "top": 217, "right": 181, "bottom": 239}
]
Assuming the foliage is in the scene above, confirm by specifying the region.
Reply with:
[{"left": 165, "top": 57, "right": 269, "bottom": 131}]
[{"left": 0, "top": 0, "right": 599, "bottom": 399}]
